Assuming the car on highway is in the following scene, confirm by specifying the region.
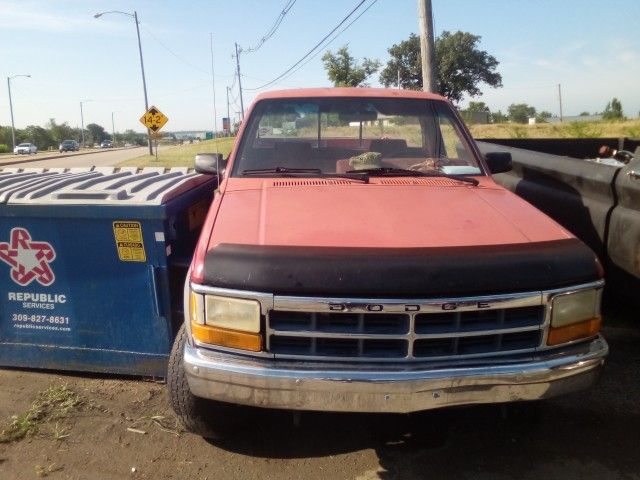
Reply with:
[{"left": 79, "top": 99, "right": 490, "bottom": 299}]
[
  {"left": 59, "top": 140, "right": 79, "bottom": 152},
  {"left": 13, "top": 143, "right": 38, "bottom": 155},
  {"left": 100, "top": 140, "right": 113, "bottom": 148}
]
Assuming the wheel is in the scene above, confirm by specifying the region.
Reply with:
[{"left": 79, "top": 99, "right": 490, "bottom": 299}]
[{"left": 168, "top": 324, "right": 249, "bottom": 438}]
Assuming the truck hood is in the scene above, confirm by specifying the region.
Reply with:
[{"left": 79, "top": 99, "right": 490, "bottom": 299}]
[
  {"left": 208, "top": 178, "right": 572, "bottom": 249},
  {"left": 200, "top": 179, "right": 599, "bottom": 296}
]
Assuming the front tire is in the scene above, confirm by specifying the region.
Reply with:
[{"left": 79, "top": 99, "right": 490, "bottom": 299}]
[{"left": 168, "top": 324, "right": 249, "bottom": 438}]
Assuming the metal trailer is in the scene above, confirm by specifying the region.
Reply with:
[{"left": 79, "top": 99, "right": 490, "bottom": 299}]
[{"left": 0, "top": 167, "right": 215, "bottom": 377}]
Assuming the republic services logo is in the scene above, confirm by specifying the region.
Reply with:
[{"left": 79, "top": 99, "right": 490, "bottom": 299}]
[{"left": 0, "top": 227, "right": 56, "bottom": 286}]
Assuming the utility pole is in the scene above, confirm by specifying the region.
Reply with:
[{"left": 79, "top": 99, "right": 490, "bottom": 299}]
[
  {"left": 234, "top": 43, "right": 245, "bottom": 119},
  {"left": 210, "top": 33, "right": 218, "bottom": 141},
  {"left": 111, "top": 112, "right": 116, "bottom": 145},
  {"left": 80, "top": 101, "right": 85, "bottom": 148},
  {"left": 558, "top": 83, "right": 563, "bottom": 122},
  {"left": 397, "top": 69, "right": 401, "bottom": 90},
  {"left": 417, "top": 0, "right": 437, "bottom": 93},
  {"left": 226, "top": 86, "right": 231, "bottom": 134},
  {"left": 7, "top": 78, "right": 16, "bottom": 150}
]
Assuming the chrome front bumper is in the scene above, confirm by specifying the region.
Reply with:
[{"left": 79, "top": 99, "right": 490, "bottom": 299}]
[{"left": 184, "top": 336, "right": 608, "bottom": 413}]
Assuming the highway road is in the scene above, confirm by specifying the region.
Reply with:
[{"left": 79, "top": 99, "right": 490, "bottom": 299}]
[{"left": 0, "top": 147, "right": 155, "bottom": 169}]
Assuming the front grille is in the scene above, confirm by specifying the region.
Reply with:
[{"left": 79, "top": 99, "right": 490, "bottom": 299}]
[{"left": 267, "top": 302, "right": 545, "bottom": 362}]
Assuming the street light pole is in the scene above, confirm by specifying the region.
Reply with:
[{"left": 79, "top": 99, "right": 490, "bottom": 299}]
[
  {"left": 7, "top": 74, "right": 30, "bottom": 150},
  {"left": 94, "top": 10, "right": 152, "bottom": 155},
  {"left": 133, "top": 11, "right": 153, "bottom": 155},
  {"left": 80, "top": 101, "right": 85, "bottom": 147},
  {"left": 79, "top": 99, "right": 92, "bottom": 148},
  {"left": 112, "top": 112, "right": 117, "bottom": 145}
]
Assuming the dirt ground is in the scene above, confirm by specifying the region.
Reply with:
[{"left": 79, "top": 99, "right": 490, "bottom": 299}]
[{"left": 1, "top": 320, "right": 639, "bottom": 480}]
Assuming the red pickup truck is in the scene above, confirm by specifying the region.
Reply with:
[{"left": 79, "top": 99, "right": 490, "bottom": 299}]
[{"left": 168, "top": 88, "right": 608, "bottom": 437}]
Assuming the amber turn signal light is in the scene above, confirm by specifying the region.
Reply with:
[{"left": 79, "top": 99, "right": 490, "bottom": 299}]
[
  {"left": 547, "top": 317, "right": 601, "bottom": 346},
  {"left": 191, "top": 322, "right": 262, "bottom": 352}
]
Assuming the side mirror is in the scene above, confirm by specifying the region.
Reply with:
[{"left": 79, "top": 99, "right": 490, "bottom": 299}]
[
  {"left": 195, "top": 153, "right": 225, "bottom": 175},
  {"left": 484, "top": 152, "right": 512, "bottom": 174}
]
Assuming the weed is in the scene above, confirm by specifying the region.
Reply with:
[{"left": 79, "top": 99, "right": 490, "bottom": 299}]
[
  {"left": 507, "top": 125, "right": 529, "bottom": 138},
  {"left": 52, "top": 422, "right": 70, "bottom": 440},
  {"left": 562, "top": 121, "right": 603, "bottom": 138},
  {"left": 34, "top": 463, "right": 63, "bottom": 477},
  {"left": 469, "top": 119, "right": 640, "bottom": 140},
  {"left": 129, "top": 413, "right": 183, "bottom": 437},
  {"left": 118, "top": 137, "right": 235, "bottom": 168},
  {"left": 0, "top": 384, "right": 82, "bottom": 443},
  {"left": 623, "top": 125, "right": 640, "bottom": 139}
]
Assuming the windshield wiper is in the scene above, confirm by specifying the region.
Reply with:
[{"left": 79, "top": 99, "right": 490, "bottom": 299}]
[
  {"left": 345, "top": 167, "right": 479, "bottom": 186},
  {"left": 241, "top": 167, "right": 369, "bottom": 183}
]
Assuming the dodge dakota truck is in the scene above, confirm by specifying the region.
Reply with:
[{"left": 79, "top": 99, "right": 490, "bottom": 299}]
[{"left": 168, "top": 88, "right": 608, "bottom": 437}]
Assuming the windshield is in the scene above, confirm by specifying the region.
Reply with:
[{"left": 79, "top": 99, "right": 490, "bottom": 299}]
[{"left": 232, "top": 97, "right": 482, "bottom": 177}]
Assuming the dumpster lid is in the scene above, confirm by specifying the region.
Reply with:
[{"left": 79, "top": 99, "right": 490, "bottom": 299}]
[{"left": 0, "top": 167, "right": 214, "bottom": 205}]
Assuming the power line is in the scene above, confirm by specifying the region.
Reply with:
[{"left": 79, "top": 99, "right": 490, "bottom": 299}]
[
  {"left": 244, "top": 0, "right": 369, "bottom": 91},
  {"left": 141, "top": 26, "right": 234, "bottom": 79},
  {"left": 243, "top": 0, "right": 297, "bottom": 54},
  {"left": 266, "top": 0, "right": 379, "bottom": 88}
]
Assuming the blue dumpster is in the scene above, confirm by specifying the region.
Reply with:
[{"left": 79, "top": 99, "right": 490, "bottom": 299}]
[{"left": 0, "top": 166, "right": 215, "bottom": 377}]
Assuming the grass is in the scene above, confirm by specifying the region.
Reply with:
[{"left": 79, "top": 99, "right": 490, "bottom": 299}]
[
  {"left": 117, "top": 137, "right": 235, "bottom": 168},
  {"left": 0, "top": 384, "right": 82, "bottom": 443},
  {"left": 468, "top": 118, "right": 640, "bottom": 139}
]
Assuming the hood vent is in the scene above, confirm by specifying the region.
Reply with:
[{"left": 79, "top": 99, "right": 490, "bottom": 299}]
[
  {"left": 379, "top": 178, "right": 463, "bottom": 186},
  {"left": 270, "top": 178, "right": 465, "bottom": 187},
  {"left": 272, "top": 179, "right": 356, "bottom": 187}
]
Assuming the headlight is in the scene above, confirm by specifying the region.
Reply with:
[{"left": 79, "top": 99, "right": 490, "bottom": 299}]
[
  {"left": 551, "top": 288, "right": 601, "bottom": 328},
  {"left": 205, "top": 295, "right": 260, "bottom": 333},
  {"left": 189, "top": 292, "right": 262, "bottom": 352},
  {"left": 548, "top": 288, "right": 602, "bottom": 346}
]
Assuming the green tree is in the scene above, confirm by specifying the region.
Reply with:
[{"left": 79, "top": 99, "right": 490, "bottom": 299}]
[
  {"left": 379, "top": 31, "right": 502, "bottom": 104},
  {"left": 491, "top": 110, "right": 508, "bottom": 123},
  {"left": 86, "top": 123, "right": 107, "bottom": 144},
  {"left": 461, "top": 101, "right": 490, "bottom": 124},
  {"left": 22, "top": 125, "right": 55, "bottom": 149},
  {"left": 322, "top": 45, "right": 380, "bottom": 87},
  {"left": 467, "top": 101, "right": 490, "bottom": 113},
  {"left": 121, "top": 129, "right": 146, "bottom": 146},
  {"left": 602, "top": 98, "right": 624, "bottom": 120},
  {"left": 379, "top": 34, "right": 423, "bottom": 90},
  {"left": 535, "top": 111, "right": 553, "bottom": 123},
  {"left": 507, "top": 103, "right": 536, "bottom": 124},
  {"left": 579, "top": 111, "right": 590, "bottom": 117},
  {"left": 47, "top": 119, "right": 76, "bottom": 143},
  {"left": 0, "top": 125, "right": 13, "bottom": 146}
]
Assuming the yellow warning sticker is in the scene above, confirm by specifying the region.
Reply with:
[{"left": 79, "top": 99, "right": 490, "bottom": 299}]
[{"left": 113, "top": 221, "right": 146, "bottom": 262}]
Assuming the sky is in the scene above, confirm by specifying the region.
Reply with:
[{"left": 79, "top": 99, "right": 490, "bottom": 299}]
[{"left": 1, "top": 0, "right": 639, "bottom": 133}]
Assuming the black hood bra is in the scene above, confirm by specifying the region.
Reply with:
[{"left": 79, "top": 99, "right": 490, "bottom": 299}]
[{"left": 202, "top": 238, "right": 600, "bottom": 297}]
